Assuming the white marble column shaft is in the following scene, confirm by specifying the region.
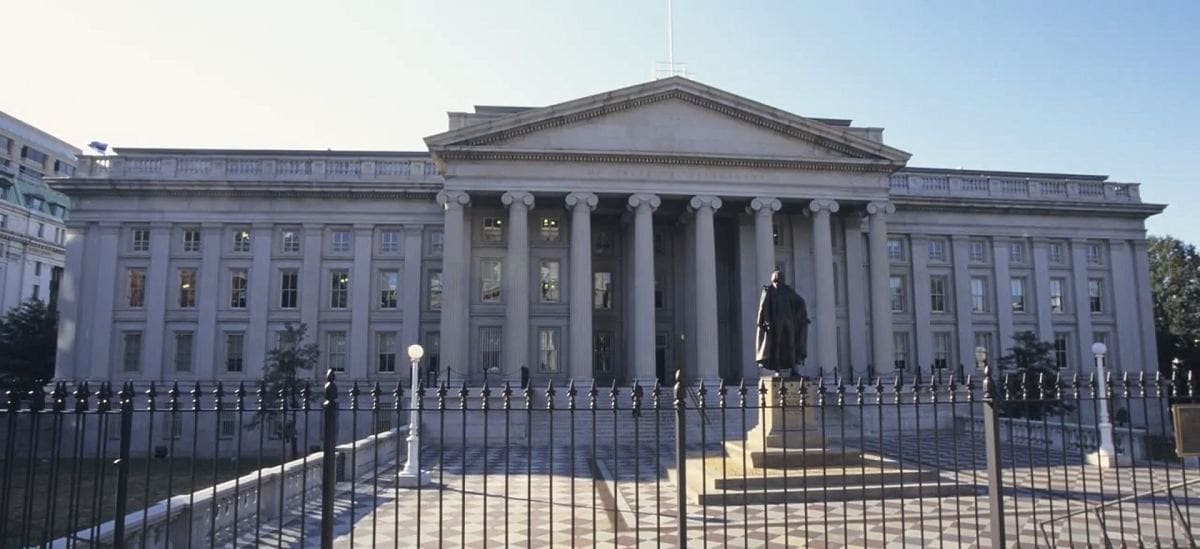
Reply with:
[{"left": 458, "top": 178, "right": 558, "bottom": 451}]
[
  {"left": 992, "top": 239, "right": 1014, "bottom": 354},
  {"left": 142, "top": 225, "right": 170, "bottom": 379},
  {"left": 349, "top": 225, "right": 373, "bottom": 377},
  {"left": 195, "top": 224, "right": 222, "bottom": 379},
  {"left": 90, "top": 224, "right": 119, "bottom": 379},
  {"left": 1070, "top": 240, "right": 1096, "bottom": 372},
  {"left": 750, "top": 197, "right": 781, "bottom": 287},
  {"left": 400, "top": 226, "right": 425, "bottom": 357},
  {"left": 437, "top": 191, "right": 471, "bottom": 377},
  {"left": 866, "top": 201, "right": 895, "bottom": 376},
  {"left": 502, "top": 191, "right": 534, "bottom": 377},
  {"left": 628, "top": 193, "right": 660, "bottom": 382},
  {"left": 246, "top": 224, "right": 273, "bottom": 378},
  {"left": 809, "top": 199, "right": 839, "bottom": 376},
  {"left": 690, "top": 195, "right": 722, "bottom": 381},
  {"left": 566, "top": 192, "right": 598, "bottom": 381}
]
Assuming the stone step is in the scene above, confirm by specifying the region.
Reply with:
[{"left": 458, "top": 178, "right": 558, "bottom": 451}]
[
  {"left": 725, "top": 440, "right": 866, "bottom": 469},
  {"left": 695, "top": 481, "right": 980, "bottom": 506}
]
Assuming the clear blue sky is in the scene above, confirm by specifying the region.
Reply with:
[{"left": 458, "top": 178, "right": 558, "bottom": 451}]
[{"left": 5, "top": 1, "right": 1196, "bottom": 240}]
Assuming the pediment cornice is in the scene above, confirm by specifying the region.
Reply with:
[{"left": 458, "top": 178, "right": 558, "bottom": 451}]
[{"left": 436, "top": 147, "right": 899, "bottom": 173}]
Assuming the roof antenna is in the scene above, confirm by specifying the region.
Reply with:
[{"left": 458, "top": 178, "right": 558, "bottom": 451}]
[{"left": 654, "top": 0, "right": 690, "bottom": 79}]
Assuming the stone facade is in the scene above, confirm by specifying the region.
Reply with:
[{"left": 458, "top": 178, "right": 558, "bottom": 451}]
[
  {"left": 51, "top": 78, "right": 1164, "bottom": 386},
  {"left": 0, "top": 110, "right": 77, "bottom": 314}
]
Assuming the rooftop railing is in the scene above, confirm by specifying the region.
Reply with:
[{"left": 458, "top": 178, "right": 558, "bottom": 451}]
[
  {"left": 890, "top": 173, "right": 1142, "bottom": 204},
  {"left": 74, "top": 153, "right": 441, "bottom": 183}
]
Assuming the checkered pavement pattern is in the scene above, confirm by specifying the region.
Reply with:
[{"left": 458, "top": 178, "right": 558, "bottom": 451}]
[{"left": 214, "top": 431, "right": 1200, "bottom": 547}]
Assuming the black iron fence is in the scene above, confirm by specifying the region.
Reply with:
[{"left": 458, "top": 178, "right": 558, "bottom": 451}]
[{"left": 1, "top": 368, "right": 1198, "bottom": 547}]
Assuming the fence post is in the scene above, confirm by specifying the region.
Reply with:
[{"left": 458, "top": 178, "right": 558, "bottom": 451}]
[
  {"left": 112, "top": 382, "right": 135, "bottom": 546},
  {"left": 981, "top": 365, "right": 1005, "bottom": 548},
  {"left": 321, "top": 371, "right": 339, "bottom": 549},
  {"left": 673, "top": 369, "right": 688, "bottom": 548}
]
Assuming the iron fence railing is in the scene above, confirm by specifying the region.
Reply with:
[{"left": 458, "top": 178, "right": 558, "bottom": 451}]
[{"left": 1, "top": 368, "right": 1198, "bottom": 548}]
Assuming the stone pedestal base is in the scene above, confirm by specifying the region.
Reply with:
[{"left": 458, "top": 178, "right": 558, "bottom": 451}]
[
  {"left": 746, "top": 375, "right": 825, "bottom": 449},
  {"left": 396, "top": 469, "right": 432, "bottom": 488},
  {"left": 1086, "top": 450, "right": 1131, "bottom": 469}
]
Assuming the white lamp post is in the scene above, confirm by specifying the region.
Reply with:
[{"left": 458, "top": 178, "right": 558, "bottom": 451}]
[
  {"left": 397, "top": 343, "right": 431, "bottom": 487},
  {"left": 1087, "top": 341, "right": 1126, "bottom": 468}
]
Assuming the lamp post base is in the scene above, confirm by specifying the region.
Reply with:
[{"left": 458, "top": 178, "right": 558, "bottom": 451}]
[
  {"left": 396, "top": 469, "right": 432, "bottom": 488},
  {"left": 1086, "top": 450, "right": 1130, "bottom": 469}
]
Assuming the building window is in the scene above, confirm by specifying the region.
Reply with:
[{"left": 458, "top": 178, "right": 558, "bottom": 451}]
[
  {"left": 281, "top": 229, "right": 301, "bottom": 254},
  {"left": 232, "top": 228, "right": 251, "bottom": 253},
  {"left": 379, "top": 270, "right": 399, "bottom": 309},
  {"left": 1088, "top": 279, "right": 1104, "bottom": 313},
  {"left": 331, "top": 230, "right": 352, "bottom": 253},
  {"left": 330, "top": 270, "right": 350, "bottom": 309},
  {"left": 480, "top": 259, "right": 502, "bottom": 303},
  {"left": 539, "top": 259, "right": 561, "bottom": 303},
  {"left": 280, "top": 270, "right": 298, "bottom": 309},
  {"left": 927, "top": 239, "right": 946, "bottom": 262},
  {"left": 482, "top": 217, "right": 504, "bottom": 243},
  {"left": 594, "top": 230, "right": 614, "bottom": 255},
  {"left": 1053, "top": 333, "right": 1069, "bottom": 369},
  {"left": 132, "top": 229, "right": 150, "bottom": 252},
  {"left": 377, "top": 332, "right": 397, "bottom": 373},
  {"left": 970, "top": 277, "right": 988, "bottom": 313},
  {"left": 1010, "top": 278, "right": 1026, "bottom": 313},
  {"left": 326, "top": 332, "right": 347, "bottom": 372},
  {"left": 655, "top": 278, "right": 665, "bottom": 309},
  {"left": 594, "top": 331, "right": 614, "bottom": 375},
  {"left": 128, "top": 269, "right": 146, "bottom": 308},
  {"left": 32, "top": 285, "right": 40, "bottom": 300},
  {"left": 479, "top": 326, "right": 502, "bottom": 373},
  {"left": 1049, "top": 242, "right": 1065, "bottom": 263},
  {"left": 886, "top": 238, "right": 905, "bottom": 262},
  {"left": 36, "top": 222, "right": 44, "bottom": 239},
  {"left": 225, "top": 333, "right": 245, "bottom": 372},
  {"left": 428, "top": 270, "right": 443, "bottom": 311},
  {"left": 539, "top": 217, "right": 561, "bottom": 242},
  {"left": 424, "top": 332, "right": 441, "bottom": 377},
  {"left": 1086, "top": 243, "right": 1103, "bottom": 265},
  {"left": 380, "top": 230, "right": 401, "bottom": 254},
  {"left": 1008, "top": 242, "right": 1025, "bottom": 263},
  {"left": 929, "top": 276, "right": 948, "bottom": 313},
  {"left": 427, "top": 229, "right": 444, "bottom": 256},
  {"left": 593, "top": 272, "right": 613, "bottom": 310},
  {"left": 933, "top": 333, "right": 952, "bottom": 370},
  {"left": 229, "top": 270, "right": 247, "bottom": 309},
  {"left": 974, "top": 332, "right": 993, "bottom": 370},
  {"left": 34, "top": 261, "right": 42, "bottom": 276},
  {"left": 1049, "top": 278, "right": 1066, "bottom": 313},
  {"left": 888, "top": 276, "right": 906, "bottom": 312},
  {"left": 218, "top": 406, "right": 237, "bottom": 440},
  {"left": 174, "top": 332, "right": 194, "bottom": 373},
  {"left": 182, "top": 229, "right": 201, "bottom": 253},
  {"left": 122, "top": 331, "right": 143, "bottom": 372},
  {"left": 893, "top": 332, "right": 909, "bottom": 370},
  {"left": 537, "top": 327, "right": 561, "bottom": 373},
  {"left": 21, "top": 146, "right": 48, "bottom": 167},
  {"left": 969, "top": 240, "right": 987, "bottom": 263},
  {"left": 179, "top": 269, "right": 197, "bottom": 308}
]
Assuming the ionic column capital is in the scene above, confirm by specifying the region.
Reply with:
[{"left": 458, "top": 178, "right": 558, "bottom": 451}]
[
  {"left": 688, "top": 195, "right": 723, "bottom": 212},
  {"left": 565, "top": 192, "right": 599, "bottom": 211},
  {"left": 501, "top": 191, "right": 535, "bottom": 209},
  {"left": 865, "top": 201, "right": 895, "bottom": 216},
  {"left": 808, "top": 198, "right": 840, "bottom": 214},
  {"left": 627, "top": 193, "right": 661, "bottom": 211},
  {"left": 748, "top": 197, "right": 781, "bottom": 215},
  {"left": 436, "top": 190, "right": 471, "bottom": 209}
]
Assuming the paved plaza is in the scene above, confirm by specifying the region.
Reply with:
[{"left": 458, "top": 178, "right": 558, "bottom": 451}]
[{"left": 220, "top": 432, "right": 1200, "bottom": 548}]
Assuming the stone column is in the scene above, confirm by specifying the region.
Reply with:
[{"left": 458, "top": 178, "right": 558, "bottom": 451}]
[
  {"left": 400, "top": 225, "right": 425, "bottom": 352},
  {"left": 195, "top": 224, "right": 222, "bottom": 379},
  {"left": 1070, "top": 240, "right": 1096, "bottom": 373},
  {"left": 54, "top": 223, "right": 88, "bottom": 378},
  {"left": 690, "top": 195, "right": 723, "bottom": 382},
  {"left": 501, "top": 191, "right": 534, "bottom": 377},
  {"left": 246, "top": 223, "right": 273, "bottom": 378},
  {"left": 437, "top": 191, "right": 471, "bottom": 378},
  {"left": 843, "top": 217, "right": 868, "bottom": 375},
  {"left": 565, "top": 192, "right": 598, "bottom": 381},
  {"left": 750, "top": 197, "right": 781, "bottom": 286},
  {"left": 1032, "top": 239, "right": 1054, "bottom": 343},
  {"left": 866, "top": 201, "right": 895, "bottom": 376},
  {"left": 300, "top": 225, "right": 323, "bottom": 347},
  {"left": 1109, "top": 240, "right": 1139, "bottom": 372},
  {"left": 911, "top": 234, "right": 932, "bottom": 373},
  {"left": 809, "top": 199, "right": 840, "bottom": 377},
  {"left": 951, "top": 236, "right": 976, "bottom": 374},
  {"left": 349, "top": 225, "right": 373, "bottom": 378},
  {"left": 992, "top": 239, "right": 1014, "bottom": 354},
  {"left": 142, "top": 224, "right": 171, "bottom": 380},
  {"left": 628, "top": 193, "right": 661, "bottom": 383},
  {"left": 90, "top": 223, "right": 120, "bottom": 379},
  {"left": 1132, "top": 241, "right": 1159, "bottom": 372}
]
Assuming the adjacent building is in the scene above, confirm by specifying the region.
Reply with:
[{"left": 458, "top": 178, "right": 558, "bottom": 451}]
[
  {"left": 50, "top": 78, "right": 1164, "bottom": 386},
  {"left": 0, "top": 110, "right": 77, "bottom": 313}
]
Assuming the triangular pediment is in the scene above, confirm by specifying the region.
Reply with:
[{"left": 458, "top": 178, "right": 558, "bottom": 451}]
[{"left": 425, "top": 77, "right": 911, "bottom": 166}]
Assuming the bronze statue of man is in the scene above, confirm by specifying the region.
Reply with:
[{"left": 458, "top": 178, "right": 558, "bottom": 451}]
[{"left": 755, "top": 270, "right": 810, "bottom": 376}]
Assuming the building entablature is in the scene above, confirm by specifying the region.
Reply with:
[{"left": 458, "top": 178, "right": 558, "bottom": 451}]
[{"left": 890, "top": 169, "right": 1154, "bottom": 210}]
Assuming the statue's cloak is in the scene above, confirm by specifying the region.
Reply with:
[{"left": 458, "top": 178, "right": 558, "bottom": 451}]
[{"left": 754, "top": 283, "right": 810, "bottom": 372}]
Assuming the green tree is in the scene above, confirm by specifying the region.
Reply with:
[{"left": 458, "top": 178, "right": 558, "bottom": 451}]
[
  {"left": 1148, "top": 235, "right": 1200, "bottom": 379},
  {"left": 994, "top": 331, "right": 1071, "bottom": 418},
  {"left": 251, "top": 323, "right": 319, "bottom": 458},
  {"left": 0, "top": 299, "right": 58, "bottom": 394}
]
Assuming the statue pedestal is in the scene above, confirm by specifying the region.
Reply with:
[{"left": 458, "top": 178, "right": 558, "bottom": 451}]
[{"left": 746, "top": 375, "right": 825, "bottom": 449}]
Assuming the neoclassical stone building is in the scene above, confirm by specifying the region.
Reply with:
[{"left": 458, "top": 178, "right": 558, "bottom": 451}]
[{"left": 52, "top": 78, "right": 1163, "bottom": 386}]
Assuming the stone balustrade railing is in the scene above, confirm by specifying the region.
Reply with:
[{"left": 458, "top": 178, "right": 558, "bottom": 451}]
[
  {"left": 52, "top": 426, "right": 406, "bottom": 548},
  {"left": 890, "top": 173, "right": 1142, "bottom": 204},
  {"left": 954, "top": 415, "right": 1150, "bottom": 462},
  {"left": 73, "top": 153, "right": 440, "bottom": 182}
]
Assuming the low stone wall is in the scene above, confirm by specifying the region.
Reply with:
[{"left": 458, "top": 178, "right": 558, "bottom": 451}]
[{"left": 953, "top": 415, "right": 1151, "bottom": 461}]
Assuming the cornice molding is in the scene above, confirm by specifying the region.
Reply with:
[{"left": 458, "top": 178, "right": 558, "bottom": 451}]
[
  {"left": 436, "top": 149, "right": 898, "bottom": 173},
  {"left": 892, "top": 197, "right": 1165, "bottom": 219}
]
